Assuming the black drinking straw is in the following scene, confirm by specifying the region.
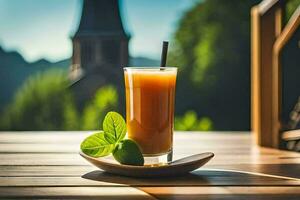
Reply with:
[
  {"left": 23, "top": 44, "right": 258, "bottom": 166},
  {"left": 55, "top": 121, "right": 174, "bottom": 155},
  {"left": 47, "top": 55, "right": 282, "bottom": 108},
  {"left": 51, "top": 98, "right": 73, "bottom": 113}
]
[{"left": 160, "top": 41, "right": 169, "bottom": 67}]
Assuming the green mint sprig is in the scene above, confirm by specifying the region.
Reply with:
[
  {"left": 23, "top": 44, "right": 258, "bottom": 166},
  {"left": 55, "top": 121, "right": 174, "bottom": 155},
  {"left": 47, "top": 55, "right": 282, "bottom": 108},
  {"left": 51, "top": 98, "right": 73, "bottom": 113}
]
[
  {"left": 103, "top": 112, "right": 126, "bottom": 144},
  {"left": 80, "top": 131, "right": 115, "bottom": 157},
  {"left": 80, "top": 111, "right": 144, "bottom": 166}
]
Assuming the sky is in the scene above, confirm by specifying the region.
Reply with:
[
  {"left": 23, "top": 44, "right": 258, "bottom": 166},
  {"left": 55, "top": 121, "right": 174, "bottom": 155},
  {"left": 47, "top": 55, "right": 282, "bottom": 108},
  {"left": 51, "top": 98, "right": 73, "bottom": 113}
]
[{"left": 0, "top": 0, "right": 199, "bottom": 62}]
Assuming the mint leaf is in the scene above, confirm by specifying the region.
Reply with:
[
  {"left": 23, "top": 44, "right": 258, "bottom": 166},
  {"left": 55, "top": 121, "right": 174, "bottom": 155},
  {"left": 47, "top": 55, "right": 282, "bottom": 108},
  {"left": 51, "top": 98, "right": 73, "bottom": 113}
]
[
  {"left": 80, "top": 131, "right": 115, "bottom": 157},
  {"left": 113, "top": 139, "right": 144, "bottom": 166},
  {"left": 103, "top": 111, "right": 126, "bottom": 144}
]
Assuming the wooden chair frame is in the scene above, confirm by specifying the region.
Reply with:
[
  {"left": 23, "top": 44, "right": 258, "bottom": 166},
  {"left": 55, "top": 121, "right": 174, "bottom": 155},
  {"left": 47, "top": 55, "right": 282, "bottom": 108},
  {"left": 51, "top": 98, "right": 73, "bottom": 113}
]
[{"left": 251, "top": 0, "right": 300, "bottom": 148}]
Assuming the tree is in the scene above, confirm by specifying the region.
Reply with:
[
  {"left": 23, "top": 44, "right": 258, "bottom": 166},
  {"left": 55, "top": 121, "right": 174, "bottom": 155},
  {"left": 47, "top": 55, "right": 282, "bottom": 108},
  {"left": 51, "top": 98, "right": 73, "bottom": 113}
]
[
  {"left": 169, "top": 0, "right": 261, "bottom": 130},
  {"left": 81, "top": 85, "right": 118, "bottom": 130},
  {"left": 0, "top": 70, "right": 79, "bottom": 130}
]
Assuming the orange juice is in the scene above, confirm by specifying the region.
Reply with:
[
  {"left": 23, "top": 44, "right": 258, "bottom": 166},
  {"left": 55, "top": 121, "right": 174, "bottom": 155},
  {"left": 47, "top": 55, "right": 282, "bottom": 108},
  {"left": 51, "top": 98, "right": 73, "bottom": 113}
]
[{"left": 124, "top": 67, "right": 177, "bottom": 155}]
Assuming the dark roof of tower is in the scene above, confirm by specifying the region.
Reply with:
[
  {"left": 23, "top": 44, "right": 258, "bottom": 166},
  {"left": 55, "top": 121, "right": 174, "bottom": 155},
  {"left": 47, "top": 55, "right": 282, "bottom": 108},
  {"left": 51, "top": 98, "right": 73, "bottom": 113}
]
[{"left": 74, "top": 0, "right": 129, "bottom": 39}]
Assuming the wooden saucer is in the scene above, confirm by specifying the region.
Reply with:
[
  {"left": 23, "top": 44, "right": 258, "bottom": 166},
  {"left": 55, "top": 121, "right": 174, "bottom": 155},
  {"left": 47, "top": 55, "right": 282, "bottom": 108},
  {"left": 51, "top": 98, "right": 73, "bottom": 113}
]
[{"left": 79, "top": 152, "right": 214, "bottom": 177}]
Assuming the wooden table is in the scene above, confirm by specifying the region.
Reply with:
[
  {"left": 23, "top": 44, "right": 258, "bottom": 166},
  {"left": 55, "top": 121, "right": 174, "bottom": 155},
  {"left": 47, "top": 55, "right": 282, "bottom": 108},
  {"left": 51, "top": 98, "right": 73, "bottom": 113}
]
[{"left": 0, "top": 131, "right": 299, "bottom": 199}]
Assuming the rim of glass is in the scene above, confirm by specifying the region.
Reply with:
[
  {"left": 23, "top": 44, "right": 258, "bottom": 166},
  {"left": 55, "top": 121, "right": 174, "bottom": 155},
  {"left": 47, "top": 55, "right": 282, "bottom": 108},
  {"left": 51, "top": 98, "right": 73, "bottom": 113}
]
[{"left": 124, "top": 67, "right": 177, "bottom": 71}]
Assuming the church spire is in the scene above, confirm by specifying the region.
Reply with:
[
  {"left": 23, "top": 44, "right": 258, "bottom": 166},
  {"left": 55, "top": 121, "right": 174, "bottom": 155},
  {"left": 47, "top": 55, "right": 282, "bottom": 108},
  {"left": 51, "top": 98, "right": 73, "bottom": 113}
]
[
  {"left": 74, "top": 0, "right": 129, "bottom": 39},
  {"left": 70, "top": 0, "right": 130, "bottom": 109}
]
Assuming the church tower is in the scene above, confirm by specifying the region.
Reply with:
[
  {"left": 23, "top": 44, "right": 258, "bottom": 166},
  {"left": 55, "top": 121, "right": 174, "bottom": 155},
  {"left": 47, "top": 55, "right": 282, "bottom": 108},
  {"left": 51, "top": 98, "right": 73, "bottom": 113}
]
[{"left": 70, "top": 0, "right": 130, "bottom": 108}]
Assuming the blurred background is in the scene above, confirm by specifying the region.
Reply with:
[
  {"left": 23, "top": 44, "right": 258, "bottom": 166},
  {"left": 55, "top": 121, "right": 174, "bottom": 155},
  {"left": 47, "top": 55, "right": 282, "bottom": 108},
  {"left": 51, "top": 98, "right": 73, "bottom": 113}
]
[{"left": 0, "top": 0, "right": 299, "bottom": 131}]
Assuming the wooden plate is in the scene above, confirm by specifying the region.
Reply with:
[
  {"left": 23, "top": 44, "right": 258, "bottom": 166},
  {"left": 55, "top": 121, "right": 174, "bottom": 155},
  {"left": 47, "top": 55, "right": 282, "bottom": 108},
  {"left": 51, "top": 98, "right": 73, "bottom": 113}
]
[{"left": 79, "top": 152, "right": 214, "bottom": 177}]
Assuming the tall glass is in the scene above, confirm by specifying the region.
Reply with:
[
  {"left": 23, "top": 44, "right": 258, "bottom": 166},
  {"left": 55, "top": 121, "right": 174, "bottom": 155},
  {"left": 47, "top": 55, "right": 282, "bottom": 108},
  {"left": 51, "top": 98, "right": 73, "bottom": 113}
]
[{"left": 124, "top": 67, "right": 177, "bottom": 164}]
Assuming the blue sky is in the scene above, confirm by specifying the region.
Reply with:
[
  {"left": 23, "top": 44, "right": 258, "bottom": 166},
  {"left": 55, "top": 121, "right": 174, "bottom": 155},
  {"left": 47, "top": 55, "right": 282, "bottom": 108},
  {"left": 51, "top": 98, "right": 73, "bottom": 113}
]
[{"left": 0, "top": 0, "right": 199, "bottom": 62}]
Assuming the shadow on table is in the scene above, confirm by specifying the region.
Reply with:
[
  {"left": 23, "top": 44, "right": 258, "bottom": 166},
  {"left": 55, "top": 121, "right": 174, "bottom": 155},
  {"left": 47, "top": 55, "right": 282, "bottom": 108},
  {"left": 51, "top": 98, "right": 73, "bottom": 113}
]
[
  {"left": 82, "top": 168, "right": 299, "bottom": 186},
  {"left": 215, "top": 163, "right": 300, "bottom": 179}
]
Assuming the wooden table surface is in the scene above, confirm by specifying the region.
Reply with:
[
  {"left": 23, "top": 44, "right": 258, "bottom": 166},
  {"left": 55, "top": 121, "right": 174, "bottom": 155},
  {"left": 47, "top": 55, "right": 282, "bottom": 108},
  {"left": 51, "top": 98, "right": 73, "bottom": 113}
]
[{"left": 0, "top": 131, "right": 299, "bottom": 199}]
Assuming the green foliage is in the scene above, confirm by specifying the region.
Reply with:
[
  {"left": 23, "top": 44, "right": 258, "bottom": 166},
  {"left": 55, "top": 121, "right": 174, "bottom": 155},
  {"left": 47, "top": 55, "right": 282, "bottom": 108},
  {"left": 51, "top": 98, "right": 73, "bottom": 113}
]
[
  {"left": 81, "top": 86, "right": 118, "bottom": 130},
  {"left": 175, "top": 111, "right": 213, "bottom": 131},
  {"left": 192, "top": 24, "right": 219, "bottom": 84},
  {"left": 169, "top": 0, "right": 261, "bottom": 130},
  {"left": 63, "top": 101, "right": 80, "bottom": 130},
  {"left": 0, "top": 69, "right": 120, "bottom": 131},
  {"left": 0, "top": 69, "right": 79, "bottom": 130},
  {"left": 286, "top": 0, "right": 300, "bottom": 21}
]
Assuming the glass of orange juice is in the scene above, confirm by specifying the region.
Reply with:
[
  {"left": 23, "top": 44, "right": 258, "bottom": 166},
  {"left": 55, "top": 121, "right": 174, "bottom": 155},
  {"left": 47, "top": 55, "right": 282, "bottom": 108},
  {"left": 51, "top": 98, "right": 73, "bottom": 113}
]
[{"left": 124, "top": 67, "right": 177, "bottom": 164}]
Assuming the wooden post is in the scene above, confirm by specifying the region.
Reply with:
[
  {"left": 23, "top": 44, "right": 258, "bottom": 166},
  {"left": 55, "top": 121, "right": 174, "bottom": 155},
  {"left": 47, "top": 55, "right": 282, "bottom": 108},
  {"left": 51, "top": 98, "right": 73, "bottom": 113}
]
[
  {"left": 251, "top": 0, "right": 284, "bottom": 148},
  {"left": 251, "top": 0, "right": 299, "bottom": 148}
]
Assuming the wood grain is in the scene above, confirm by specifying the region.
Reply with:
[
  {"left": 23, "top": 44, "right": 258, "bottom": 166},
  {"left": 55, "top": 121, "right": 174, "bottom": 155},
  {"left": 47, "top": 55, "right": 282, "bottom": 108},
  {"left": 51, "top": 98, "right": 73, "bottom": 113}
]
[
  {"left": 0, "top": 131, "right": 299, "bottom": 199},
  {"left": 251, "top": 1, "right": 283, "bottom": 148},
  {"left": 0, "top": 187, "right": 156, "bottom": 200},
  {"left": 139, "top": 186, "right": 300, "bottom": 200}
]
